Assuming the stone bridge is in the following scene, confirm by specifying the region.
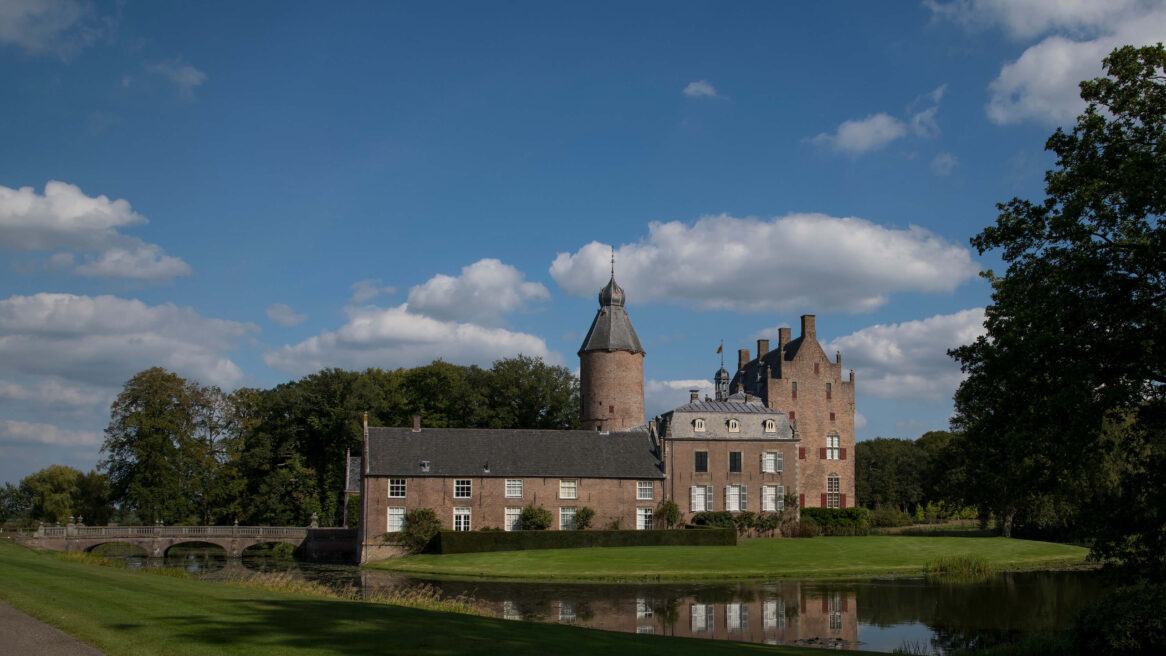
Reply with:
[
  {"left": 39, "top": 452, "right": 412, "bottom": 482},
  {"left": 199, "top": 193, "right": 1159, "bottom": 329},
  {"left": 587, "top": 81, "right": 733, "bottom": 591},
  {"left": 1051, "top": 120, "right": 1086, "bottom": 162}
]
[{"left": 14, "top": 524, "right": 357, "bottom": 560}]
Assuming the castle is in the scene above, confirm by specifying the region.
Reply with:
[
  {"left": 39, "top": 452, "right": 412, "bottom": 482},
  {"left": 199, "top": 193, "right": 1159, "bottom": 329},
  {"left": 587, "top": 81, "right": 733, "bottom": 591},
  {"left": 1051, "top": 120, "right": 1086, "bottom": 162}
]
[{"left": 358, "top": 273, "right": 855, "bottom": 559}]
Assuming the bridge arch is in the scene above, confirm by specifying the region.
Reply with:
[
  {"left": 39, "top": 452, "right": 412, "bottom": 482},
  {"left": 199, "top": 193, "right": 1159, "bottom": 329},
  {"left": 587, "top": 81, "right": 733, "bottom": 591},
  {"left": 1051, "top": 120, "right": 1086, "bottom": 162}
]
[
  {"left": 84, "top": 541, "right": 147, "bottom": 557},
  {"left": 162, "top": 540, "right": 230, "bottom": 558}
]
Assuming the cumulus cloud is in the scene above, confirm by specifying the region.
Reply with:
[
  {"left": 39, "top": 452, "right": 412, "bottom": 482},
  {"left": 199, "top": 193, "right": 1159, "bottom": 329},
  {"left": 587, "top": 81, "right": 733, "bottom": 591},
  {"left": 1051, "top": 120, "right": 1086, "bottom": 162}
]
[
  {"left": 349, "top": 278, "right": 396, "bottom": 304},
  {"left": 0, "top": 0, "right": 115, "bottom": 59},
  {"left": 0, "top": 378, "right": 110, "bottom": 408},
  {"left": 148, "top": 58, "right": 207, "bottom": 98},
  {"left": 550, "top": 214, "right": 979, "bottom": 314},
  {"left": 930, "top": 152, "right": 959, "bottom": 176},
  {"left": 810, "top": 113, "right": 907, "bottom": 156},
  {"left": 683, "top": 80, "right": 719, "bottom": 98},
  {"left": 263, "top": 303, "right": 560, "bottom": 377},
  {"left": 645, "top": 378, "right": 714, "bottom": 419},
  {"left": 823, "top": 308, "right": 987, "bottom": 402},
  {"left": 266, "top": 303, "right": 307, "bottom": 327},
  {"left": 0, "top": 293, "right": 257, "bottom": 389},
  {"left": 0, "top": 181, "right": 191, "bottom": 281},
  {"left": 928, "top": 0, "right": 1166, "bottom": 125},
  {"left": 0, "top": 420, "right": 102, "bottom": 447},
  {"left": 406, "top": 258, "right": 550, "bottom": 324}
]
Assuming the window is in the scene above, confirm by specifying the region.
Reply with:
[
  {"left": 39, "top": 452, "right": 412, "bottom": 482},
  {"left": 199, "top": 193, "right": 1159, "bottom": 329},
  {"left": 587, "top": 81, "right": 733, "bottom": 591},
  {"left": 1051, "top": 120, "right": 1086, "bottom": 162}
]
[
  {"left": 637, "top": 507, "right": 653, "bottom": 530},
  {"left": 388, "top": 478, "right": 406, "bottom": 498},
  {"left": 559, "top": 601, "right": 576, "bottom": 623},
  {"left": 560, "top": 507, "right": 577, "bottom": 530},
  {"left": 827, "top": 475, "right": 840, "bottom": 509},
  {"left": 636, "top": 598, "right": 653, "bottom": 619},
  {"left": 691, "top": 603, "right": 714, "bottom": 632},
  {"left": 694, "top": 451, "right": 708, "bottom": 473},
  {"left": 764, "top": 419, "right": 776, "bottom": 432},
  {"left": 728, "top": 418, "right": 740, "bottom": 432},
  {"left": 789, "top": 410, "right": 795, "bottom": 421},
  {"left": 454, "top": 479, "right": 471, "bottom": 498},
  {"left": 776, "top": 451, "right": 784, "bottom": 472},
  {"left": 505, "top": 507, "right": 522, "bottom": 531},
  {"left": 826, "top": 382, "right": 832, "bottom": 400},
  {"left": 387, "top": 507, "right": 405, "bottom": 532},
  {"left": 503, "top": 600, "right": 521, "bottom": 621},
  {"left": 726, "top": 603, "right": 748, "bottom": 630},
  {"left": 608, "top": 405, "right": 614, "bottom": 414},
  {"left": 791, "top": 381, "right": 797, "bottom": 399},
  {"left": 505, "top": 479, "right": 523, "bottom": 498},
  {"left": 826, "top": 433, "right": 840, "bottom": 460},
  {"left": 725, "top": 484, "right": 747, "bottom": 512},
  {"left": 762, "top": 485, "right": 786, "bottom": 512},
  {"left": 729, "top": 451, "right": 742, "bottom": 472},
  {"left": 690, "top": 485, "right": 714, "bottom": 512},
  {"left": 637, "top": 481, "right": 653, "bottom": 500},
  {"left": 453, "top": 507, "right": 471, "bottom": 531},
  {"left": 830, "top": 412, "right": 836, "bottom": 422},
  {"left": 636, "top": 626, "right": 654, "bottom": 634},
  {"left": 694, "top": 418, "right": 706, "bottom": 432},
  {"left": 559, "top": 479, "right": 577, "bottom": 499},
  {"left": 762, "top": 452, "right": 777, "bottom": 473},
  {"left": 764, "top": 599, "right": 786, "bottom": 630},
  {"left": 829, "top": 592, "right": 842, "bottom": 631},
  {"left": 814, "top": 362, "right": 820, "bottom": 374}
]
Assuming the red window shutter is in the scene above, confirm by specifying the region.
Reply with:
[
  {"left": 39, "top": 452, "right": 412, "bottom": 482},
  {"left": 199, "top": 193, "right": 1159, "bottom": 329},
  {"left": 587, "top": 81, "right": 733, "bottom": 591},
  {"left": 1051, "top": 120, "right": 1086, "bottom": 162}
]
[
  {"left": 819, "top": 447, "right": 827, "bottom": 459},
  {"left": 840, "top": 448, "right": 847, "bottom": 460},
  {"left": 814, "top": 363, "right": 819, "bottom": 374},
  {"left": 792, "top": 390, "right": 797, "bottom": 400},
  {"left": 840, "top": 493, "right": 847, "bottom": 508},
  {"left": 827, "top": 391, "right": 832, "bottom": 400},
  {"left": 830, "top": 412, "right": 835, "bottom": 421},
  {"left": 789, "top": 411, "right": 795, "bottom": 421},
  {"left": 798, "top": 494, "right": 804, "bottom": 508},
  {"left": 798, "top": 447, "right": 805, "bottom": 459},
  {"left": 820, "top": 493, "right": 827, "bottom": 507},
  {"left": 608, "top": 405, "right": 614, "bottom": 414},
  {"left": 821, "top": 597, "right": 828, "bottom": 613}
]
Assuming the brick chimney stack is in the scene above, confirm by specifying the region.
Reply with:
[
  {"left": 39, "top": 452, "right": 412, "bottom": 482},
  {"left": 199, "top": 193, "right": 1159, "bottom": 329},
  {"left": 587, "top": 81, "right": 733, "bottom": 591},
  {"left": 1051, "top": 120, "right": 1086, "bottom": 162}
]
[
  {"left": 801, "top": 315, "right": 816, "bottom": 341},
  {"left": 738, "top": 348, "right": 750, "bottom": 372},
  {"left": 412, "top": 415, "right": 421, "bottom": 432},
  {"left": 757, "top": 339, "right": 769, "bottom": 359}
]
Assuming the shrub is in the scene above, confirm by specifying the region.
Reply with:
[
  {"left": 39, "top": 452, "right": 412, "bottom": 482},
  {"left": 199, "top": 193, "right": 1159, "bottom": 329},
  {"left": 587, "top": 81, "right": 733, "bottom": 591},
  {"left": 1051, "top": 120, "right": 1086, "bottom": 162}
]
[
  {"left": 574, "top": 506, "right": 595, "bottom": 530},
  {"left": 690, "top": 511, "right": 734, "bottom": 529},
  {"left": 402, "top": 508, "right": 440, "bottom": 553},
  {"left": 519, "top": 505, "right": 553, "bottom": 530},
  {"left": 924, "top": 555, "right": 993, "bottom": 578},
  {"left": 870, "top": 504, "right": 910, "bottom": 528},
  {"left": 657, "top": 499, "right": 680, "bottom": 529},
  {"left": 432, "top": 528, "right": 736, "bottom": 554},
  {"left": 733, "top": 511, "right": 756, "bottom": 534},
  {"left": 755, "top": 512, "right": 781, "bottom": 535},
  {"left": 800, "top": 507, "right": 870, "bottom": 535},
  {"left": 788, "top": 518, "right": 820, "bottom": 538},
  {"left": 1069, "top": 584, "right": 1166, "bottom": 656}
]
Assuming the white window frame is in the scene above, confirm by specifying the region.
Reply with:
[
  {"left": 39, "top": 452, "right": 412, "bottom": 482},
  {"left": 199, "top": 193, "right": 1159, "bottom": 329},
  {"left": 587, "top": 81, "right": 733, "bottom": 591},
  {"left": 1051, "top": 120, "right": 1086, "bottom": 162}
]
[
  {"left": 776, "top": 485, "right": 785, "bottom": 512},
  {"left": 387, "top": 506, "right": 405, "bottom": 532},
  {"left": 694, "top": 418, "right": 706, "bottom": 432},
  {"left": 636, "top": 481, "right": 653, "bottom": 500},
  {"left": 636, "top": 598, "right": 653, "bottom": 619},
  {"left": 560, "top": 506, "right": 577, "bottom": 530},
  {"left": 690, "top": 484, "right": 713, "bottom": 512},
  {"left": 559, "top": 600, "right": 576, "bottom": 623},
  {"left": 764, "top": 599, "right": 786, "bottom": 629},
  {"left": 636, "top": 625, "right": 654, "bottom": 634},
  {"left": 776, "top": 451, "right": 784, "bottom": 473},
  {"left": 453, "top": 507, "right": 471, "bottom": 531},
  {"left": 637, "top": 507, "right": 653, "bottom": 530},
  {"left": 504, "top": 506, "right": 522, "bottom": 531},
  {"left": 827, "top": 475, "right": 841, "bottom": 509},
  {"left": 762, "top": 452, "right": 776, "bottom": 473},
  {"left": 724, "top": 484, "right": 747, "bottom": 512},
  {"left": 728, "top": 418, "right": 740, "bottom": 432},
  {"left": 726, "top": 602, "right": 748, "bottom": 630},
  {"left": 505, "top": 479, "right": 523, "bottom": 498},
  {"left": 559, "top": 479, "right": 577, "bottom": 500},
  {"left": 764, "top": 419, "right": 776, "bottom": 432},
  {"left": 691, "top": 603, "right": 713, "bottom": 632},
  {"left": 388, "top": 478, "right": 406, "bottom": 498},
  {"left": 454, "top": 479, "right": 471, "bottom": 498},
  {"left": 762, "top": 485, "right": 777, "bottom": 512},
  {"left": 826, "top": 432, "right": 840, "bottom": 460}
]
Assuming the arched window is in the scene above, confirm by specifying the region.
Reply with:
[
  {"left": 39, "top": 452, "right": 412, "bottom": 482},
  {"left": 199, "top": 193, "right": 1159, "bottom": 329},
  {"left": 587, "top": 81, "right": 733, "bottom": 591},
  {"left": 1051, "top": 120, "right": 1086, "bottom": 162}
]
[
  {"left": 728, "top": 418, "right": 740, "bottom": 432},
  {"left": 764, "top": 419, "right": 776, "bottom": 432},
  {"left": 827, "top": 474, "right": 840, "bottom": 509},
  {"left": 694, "top": 418, "right": 706, "bottom": 432}
]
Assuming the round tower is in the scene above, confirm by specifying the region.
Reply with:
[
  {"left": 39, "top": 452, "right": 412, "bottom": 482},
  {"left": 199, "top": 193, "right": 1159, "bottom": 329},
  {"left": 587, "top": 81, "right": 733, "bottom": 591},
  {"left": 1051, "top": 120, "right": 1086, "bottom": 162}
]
[{"left": 578, "top": 274, "right": 645, "bottom": 431}]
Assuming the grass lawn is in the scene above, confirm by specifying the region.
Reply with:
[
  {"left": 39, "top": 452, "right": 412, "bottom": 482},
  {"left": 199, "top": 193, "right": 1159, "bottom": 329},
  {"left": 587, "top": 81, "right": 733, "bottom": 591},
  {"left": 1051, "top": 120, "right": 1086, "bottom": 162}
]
[
  {"left": 0, "top": 541, "right": 868, "bottom": 656},
  {"left": 369, "top": 536, "right": 1089, "bottom": 581}
]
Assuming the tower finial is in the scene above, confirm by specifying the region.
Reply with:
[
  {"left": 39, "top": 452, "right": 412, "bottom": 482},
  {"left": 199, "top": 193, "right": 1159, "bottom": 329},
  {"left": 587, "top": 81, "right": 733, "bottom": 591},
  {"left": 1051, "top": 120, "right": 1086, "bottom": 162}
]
[{"left": 610, "top": 246, "right": 615, "bottom": 278}]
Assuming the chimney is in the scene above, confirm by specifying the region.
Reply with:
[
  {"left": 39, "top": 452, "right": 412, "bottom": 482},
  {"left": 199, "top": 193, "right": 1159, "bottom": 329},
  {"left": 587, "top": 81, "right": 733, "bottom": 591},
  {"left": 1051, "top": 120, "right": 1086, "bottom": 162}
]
[
  {"left": 801, "top": 315, "right": 816, "bottom": 341},
  {"left": 778, "top": 327, "right": 792, "bottom": 350},
  {"left": 737, "top": 348, "right": 751, "bottom": 372},
  {"left": 689, "top": 389, "right": 699, "bottom": 402},
  {"left": 757, "top": 339, "right": 769, "bottom": 359},
  {"left": 412, "top": 414, "right": 421, "bottom": 432},
  {"left": 745, "top": 392, "right": 753, "bottom": 403},
  {"left": 362, "top": 412, "right": 369, "bottom": 475}
]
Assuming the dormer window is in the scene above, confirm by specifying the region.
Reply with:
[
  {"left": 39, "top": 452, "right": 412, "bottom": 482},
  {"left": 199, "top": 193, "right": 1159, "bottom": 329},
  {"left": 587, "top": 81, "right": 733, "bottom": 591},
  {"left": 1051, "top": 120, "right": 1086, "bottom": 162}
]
[
  {"left": 728, "top": 418, "right": 740, "bottom": 432},
  {"left": 694, "top": 418, "right": 706, "bottom": 432},
  {"left": 764, "top": 419, "right": 776, "bottom": 432}
]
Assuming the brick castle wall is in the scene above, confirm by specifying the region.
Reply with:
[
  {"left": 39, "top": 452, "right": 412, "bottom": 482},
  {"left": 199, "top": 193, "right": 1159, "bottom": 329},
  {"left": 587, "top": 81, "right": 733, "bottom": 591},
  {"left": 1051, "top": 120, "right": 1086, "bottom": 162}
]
[{"left": 580, "top": 349, "right": 645, "bottom": 431}]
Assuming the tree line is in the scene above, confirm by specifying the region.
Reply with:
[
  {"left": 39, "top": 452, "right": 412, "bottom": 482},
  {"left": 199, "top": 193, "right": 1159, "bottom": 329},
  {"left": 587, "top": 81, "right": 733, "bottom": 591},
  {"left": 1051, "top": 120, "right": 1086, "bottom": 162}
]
[{"left": 0, "top": 356, "right": 578, "bottom": 529}]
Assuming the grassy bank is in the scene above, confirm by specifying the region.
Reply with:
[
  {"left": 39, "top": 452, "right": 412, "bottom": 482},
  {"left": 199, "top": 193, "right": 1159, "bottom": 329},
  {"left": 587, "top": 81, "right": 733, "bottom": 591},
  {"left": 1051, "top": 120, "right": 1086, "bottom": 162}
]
[
  {"left": 0, "top": 541, "right": 859, "bottom": 656},
  {"left": 369, "top": 536, "right": 1089, "bottom": 581}
]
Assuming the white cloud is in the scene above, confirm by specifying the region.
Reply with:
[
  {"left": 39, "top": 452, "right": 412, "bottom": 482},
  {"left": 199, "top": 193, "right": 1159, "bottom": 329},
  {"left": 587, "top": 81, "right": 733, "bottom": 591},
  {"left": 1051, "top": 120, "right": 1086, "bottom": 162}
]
[
  {"left": 263, "top": 303, "right": 560, "bottom": 377},
  {"left": 266, "top": 303, "right": 307, "bottom": 327},
  {"left": 550, "top": 214, "right": 979, "bottom": 314},
  {"left": 823, "top": 308, "right": 987, "bottom": 402},
  {"left": 931, "top": 152, "right": 959, "bottom": 176},
  {"left": 0, "top": 0, "right": 114, "bottom": 59},
  {"left": 928, "top": 0, "right": 1166, "bottom": 125},
  {"left": 0, "top": 181, "right": 191, "bottom": 281},
  {"left": 406, "top": 258, "right": 550, "bottom": 324},
  {"left": 0, "top": 293, "right": 257, "bottom": 389},
  {"left": 0, "top": 378, "right": 109, "bottom": 408},
  {"left": 854, "top": 412, "right": 868, "bottom": 429},
  {"left": 645, "top": 379, "right": 714, "bottom": 419},
  {"left": 811, "top": 113, "right": 907, "bottom": 156},
  {"left": 148, "top": 58, "right": 207, "bottom": 98},
  {"left": 683, "top": 80, "right": 719, "bottom": 98},
  {"left": 349, "top": 278, "right": 396, "bottom": 304},
  {"left": 0, "top": 420, "right": 102, "bottom": 447}
]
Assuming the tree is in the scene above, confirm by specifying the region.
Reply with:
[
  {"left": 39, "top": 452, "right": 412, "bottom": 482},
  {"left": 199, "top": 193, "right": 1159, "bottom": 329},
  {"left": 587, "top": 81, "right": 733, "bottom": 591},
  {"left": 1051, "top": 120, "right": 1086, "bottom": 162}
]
[
  {"left": 401, "top": 508, "right": 440, "bottom": 553},
  {"left": 656, "top": 499, "right": 680, "bottom": 529},
  {"left": 15, "top": 466, "right": 111, "bottom": 525},
  {"left": 949, "top": 45, "right": 1164, "bottom": 576},
  {"left": 520, "top": 505, "right": 553, "bottom": 530},
  {"left": 575, "top": 506, "right": 596, "bottom": 529}
]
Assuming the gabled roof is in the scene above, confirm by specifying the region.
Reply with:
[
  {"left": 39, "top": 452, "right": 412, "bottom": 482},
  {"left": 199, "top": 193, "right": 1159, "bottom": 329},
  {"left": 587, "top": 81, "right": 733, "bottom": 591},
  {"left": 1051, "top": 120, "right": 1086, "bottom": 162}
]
[{"left": 366, "top": 427, "right": 664, "bottom": 479}]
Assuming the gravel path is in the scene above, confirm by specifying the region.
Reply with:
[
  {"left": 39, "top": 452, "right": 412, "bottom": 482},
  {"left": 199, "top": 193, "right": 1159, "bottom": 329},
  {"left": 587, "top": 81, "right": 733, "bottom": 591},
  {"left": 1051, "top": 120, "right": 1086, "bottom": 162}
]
[{"left": 0, "top": 600, "right": 104, "bottom": 655}]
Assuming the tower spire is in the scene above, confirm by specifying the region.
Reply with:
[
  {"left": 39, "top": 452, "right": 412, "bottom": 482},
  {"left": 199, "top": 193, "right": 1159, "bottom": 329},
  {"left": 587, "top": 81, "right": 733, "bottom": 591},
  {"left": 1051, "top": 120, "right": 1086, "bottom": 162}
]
[{"left": 610, "top": 246, "right": 615, "bottom": 278}]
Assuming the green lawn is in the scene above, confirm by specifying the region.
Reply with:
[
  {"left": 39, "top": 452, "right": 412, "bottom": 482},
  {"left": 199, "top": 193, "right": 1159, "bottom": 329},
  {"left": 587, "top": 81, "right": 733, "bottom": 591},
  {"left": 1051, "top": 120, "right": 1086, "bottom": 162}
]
[
  {"left": 370, "top": 536, "right": 1089, "bottom": 581},
  {"left": 0, "top": 541, "right": 864, "bottom": 656}
]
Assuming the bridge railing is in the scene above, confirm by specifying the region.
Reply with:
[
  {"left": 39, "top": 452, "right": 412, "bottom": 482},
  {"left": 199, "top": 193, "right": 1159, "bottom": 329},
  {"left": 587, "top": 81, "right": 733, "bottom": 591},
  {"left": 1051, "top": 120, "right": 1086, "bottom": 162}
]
[{"left": 29, "top": 526, "right": 309, "bottom": 539}]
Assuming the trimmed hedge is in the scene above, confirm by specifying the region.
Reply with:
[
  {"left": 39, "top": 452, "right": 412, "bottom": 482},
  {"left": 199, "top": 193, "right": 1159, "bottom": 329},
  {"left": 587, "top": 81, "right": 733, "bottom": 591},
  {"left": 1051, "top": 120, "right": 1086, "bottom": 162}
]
[
  {"left": 799, "top": 507, "right": 871, "bottom": 536},
  {"left": 432, "top": 528, "right": 736, "bottom": 554}
]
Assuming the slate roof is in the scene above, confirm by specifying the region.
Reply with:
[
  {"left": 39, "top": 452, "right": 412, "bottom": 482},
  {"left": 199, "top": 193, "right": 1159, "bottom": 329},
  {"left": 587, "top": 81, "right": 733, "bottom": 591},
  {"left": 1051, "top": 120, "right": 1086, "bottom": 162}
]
[
  {"left": 345, "top": 456, "right": 362, "bottom": 494},
  {"left": 579, "top": 275, "right": 645, "bottom": 354},
  {"left": 366, "top": 427, "right": 664, "bottom": 479},
  {"left": 669, "top": 398, "right": 784, "bottom": 414}
]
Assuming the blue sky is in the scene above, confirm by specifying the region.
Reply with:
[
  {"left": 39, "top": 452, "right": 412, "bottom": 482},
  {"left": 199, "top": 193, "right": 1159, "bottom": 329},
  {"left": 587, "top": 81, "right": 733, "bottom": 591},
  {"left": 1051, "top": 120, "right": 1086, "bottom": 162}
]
[{"left": 3, "top": 0, "right": 1164, "bottom": 484}]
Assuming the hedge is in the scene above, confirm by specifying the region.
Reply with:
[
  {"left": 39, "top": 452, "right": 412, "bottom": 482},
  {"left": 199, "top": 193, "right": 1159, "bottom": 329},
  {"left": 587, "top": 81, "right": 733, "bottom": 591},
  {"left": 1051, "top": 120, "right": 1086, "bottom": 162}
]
[
  {"left": 799, "top": 507, "right": 871, "bottom": 535},
  {"left": 431, "top": 528, "right": 736, "bottom": 554}
]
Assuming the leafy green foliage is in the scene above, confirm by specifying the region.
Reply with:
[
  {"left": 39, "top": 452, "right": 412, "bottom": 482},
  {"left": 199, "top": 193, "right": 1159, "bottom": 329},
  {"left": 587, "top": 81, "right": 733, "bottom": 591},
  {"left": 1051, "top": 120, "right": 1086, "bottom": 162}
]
[
  {"left": 401, "top": 508, "right": 440, "bottom": 553},
  {"left": 11, "top": 466, "right": 111, "bottom": 525},
  {"left": 574, "top": 506, "right": 595, "bottom": 529},
  {"left": 856, "top": 431, "right": 956, "bottom": 513},
  {"left": 519, "top": 505, "right": 553, "bottom": 530},
  {"left": 1069, "top": 584, "right": 1166, "bottom": 656},
  {"left": 689, "top": 511, "right": 735, "bottom": 529},
  {"left": 656, "top": 499, "right": 680, "bottom": 529},
  {"left": 432, "top": 527, "right": 736, "bottom": 554},
  {"left": 948, "top": 45, "right": 1165, "bottom": 577},
  {"left": 799, "top": 507, "right": 870, "bottom": 535},
  {"left": 732, "top": 511, "right": 756, "bottom": 534}
]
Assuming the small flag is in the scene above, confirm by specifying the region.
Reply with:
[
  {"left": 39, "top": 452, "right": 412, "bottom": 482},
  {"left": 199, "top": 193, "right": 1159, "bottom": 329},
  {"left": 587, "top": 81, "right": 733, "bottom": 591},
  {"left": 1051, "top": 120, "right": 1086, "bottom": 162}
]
[{"left": 716, "top": 344, "right": 723, "bottom": 354}]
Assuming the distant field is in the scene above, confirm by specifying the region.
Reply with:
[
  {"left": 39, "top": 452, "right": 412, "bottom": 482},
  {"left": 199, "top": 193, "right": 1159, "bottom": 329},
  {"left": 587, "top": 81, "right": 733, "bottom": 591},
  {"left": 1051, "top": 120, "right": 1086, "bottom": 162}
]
[
  {"left": 370, "top": 536, "right": 1089, "bottom": 581},
  {"left": 0, "top": 541, "right": 862, "bottom": 656}
]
